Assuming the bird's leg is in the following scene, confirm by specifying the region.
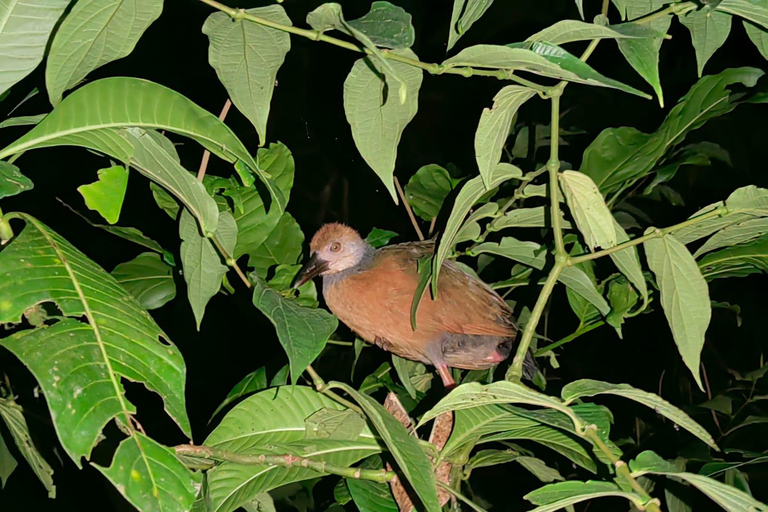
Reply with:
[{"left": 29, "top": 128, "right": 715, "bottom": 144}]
[
  {"left": 436, "top": 364, "right": 456, "bottom": 389},
  {"left": 425, "top": 341, "right": 456, "bottom": 389}
]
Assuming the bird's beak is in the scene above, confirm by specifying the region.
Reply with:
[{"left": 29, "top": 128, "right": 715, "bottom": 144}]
[{"left": 291, "top": 252, "right": 329, "bottom": 289}]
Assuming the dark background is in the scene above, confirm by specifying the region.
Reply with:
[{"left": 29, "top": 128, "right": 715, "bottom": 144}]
[{"left": 1, "top": 0, "right": 767, "bottom": 510}]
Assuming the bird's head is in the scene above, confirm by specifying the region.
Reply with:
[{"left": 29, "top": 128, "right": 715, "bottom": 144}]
[{"left": 291, "top": 223, "right": 369, "bottom": 288}]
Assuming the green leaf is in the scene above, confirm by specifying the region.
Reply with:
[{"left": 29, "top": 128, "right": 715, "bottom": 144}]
[
  {"left": 180, "top": 209, "right": 236, "bottom": 329},
  {"left": 45, "top": 0, "right": 162, "bottom": 106},
  {"left": 410, "top": 253, "right": 433, "bottom": 330},
  {"left": 444, "top": 43, "right": 649, "bottom": 98},
  {"left": 112, "top": 252, "right": 176, "bottom": 310},
  {"left": 205, "top": 387, "right": 379, "bottom": 512},
  {"left": 329, "top": 382, "right": 440, "bottom": 512},
  {"left": 211, "top": 368, "right": 268, "bottom": 420},
  {"left": 343, "top": 48, "right": 423, "bottom": 202},
  {"left": 698, "top": 233, "right": 768, "bottom": 280},
  {"left": 243, "top": 493, "right": 276, "bottom": 512},
  {"left": 447, "top": 0, "right": 495, "bottom": 51},
  {"left": 0, "top": 77, "right": 283, "bottom": 212},
  {"left": 346, "top": 1, "right": 415, "bottom": 49},
  {"left": 96, "top": 432, "right": 196, "bottom": 512},
  {"left": 526, "top": 19, "right": 662, "bottom": 45},
  {"left": 404, "top": 164, "right": 458, "bottom": 221},
  {"left": 676, "top": 186, "right": 768, "bottom": 245},
  {"left": 716, "top": 0, "right": 768, "bottom": 29},
  {"left": 694, "top": 217, "right": 768, "bottom": 257},
  {"left": 365, "top": 228, "right": 398, "bottom": 248},
  {"left": 581, "top": 67, "right": 764, "bottom": 196},
  {"left": 516, "top": 456, "right": 565, "bottom": 483},
  {"left": 0, "top": 113, "right": 46, "bottom": 129},
  {"left": 270, "top": 365, "right": 289, "bottom": 387},
  {"left": 0, "top": 161, "right": 33, "bottom": 199},
  {"left": 470, "top": 237, "right": 610, "bottom": 315},
  {"left": 456, "top": 202, "right": 500, "bottom": 243},
  {"left": 347, "top": 456, "right": 398, "bottom": 512},
  {"left": 524, "top": 481, "right": 642, "bottom": 511},
  {"left": 630, "top": 450, "right": 768, "bottom": 512},
  {"left": 679, "top": 7, "right": 732, "bottom": 77},
  {"left": 203, "top": 5, "right": 291, "bottom": 144},
  {"left": 745, "top": 14, "right": 768, "bottom": 59},
  {"left": 561, "top": 379, "right": 717, "bottom": 449},
  {"left": 605, "top": 276, "right": 639, "bottom": 338},
  {"left": 305, "top": 408, "right": 366, "bottom": 441},
  {"left": 560, "top": 170, "right": 617, "bottom": 250},
  {"left": 0, "top": 397, "right": 54, "bottom": 496},
  {"left": 150, "top": 182, "right": 180, "bottom": 219},
  {"left": 610, "top": 220, "right": 648, "bottom": 304},
  {"left": 475, "top": 85, "right": 536, "bottom": 187},
  {"left": 0, "top": 0, "right": 69, "bottom": 97},
  {"left": 77, "top": 165, "right": 129, "bottom": 224},
  {"left": 432, "top": 162, "right": 523, "bottom": 295},
  {"left": 251, "top": 276, "right": 337, "bottom": 383},
  {"left": 644, "top": 232, "right": 711, "bottom": 390},
  {"left": 489, "top": 206, "right": 572, "bottom": 231},
  {"left": 0, "top": 429, "right": 15, "bottom": 490},
  {"left": 246, "top": 212, "right": 304, "bottom": 278},
  {"left": 391, "top": 355, "right": 431, "bottom": 400},
  {"left": 0, "top": 216, "right": 191, "bottom": 475}
]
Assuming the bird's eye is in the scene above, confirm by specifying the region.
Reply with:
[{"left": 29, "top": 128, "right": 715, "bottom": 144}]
[{"left": 330, "top": 242, "right": 342, "bottom": 252}]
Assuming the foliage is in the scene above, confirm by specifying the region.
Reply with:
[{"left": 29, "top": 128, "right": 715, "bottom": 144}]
[{"left": 0, "top": 1, "right": 767, "bottom": 512}]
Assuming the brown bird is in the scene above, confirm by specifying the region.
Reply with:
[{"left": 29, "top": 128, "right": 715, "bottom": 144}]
[{"left": 292, "top": 223, "right": 520, "bottom": 388}]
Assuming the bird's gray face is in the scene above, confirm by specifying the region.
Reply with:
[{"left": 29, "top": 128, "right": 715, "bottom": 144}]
[{"left": 291, "top": 223, "right": 367, "bottom": 288}]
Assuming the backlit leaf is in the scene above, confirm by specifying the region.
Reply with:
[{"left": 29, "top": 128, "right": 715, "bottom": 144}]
[
  {"left": 447, "top": 0, "right": 495, "bottom": 51},
  {"left": 527, "top": 19, "right": 661, "bottom": 45},
  {"left": 559, "top": 170, "right": 617, "bottom": 250},
  {"left": 78, "top": 165, "right": 129, "bottom": 224}
]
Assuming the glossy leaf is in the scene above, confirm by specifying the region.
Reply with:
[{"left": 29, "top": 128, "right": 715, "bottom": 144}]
[
  {"left": 444, "top": 43, "right": 649, "bottom": 98},
  {"left": 560, "top": 170, "right": 617, "bottom": 250},
  {"left": 475, "top": 85, "right": 536, "bottom": 187},
  {"left": 45, "top": 0, "right": 162, "bottom": 105},
  {"left": 77, "top": 165, "right": 129, "bottom": 224},
  {"left": 581, "top": 67, "right": 764, "bottom": 196},
  {"left": 203, "top": 5, "right": 291, "bottom": 144},
  {"left": 251, "top": 276, "right": 337, "bottom": 383},
  {"left": 204, "top": 387, "right": 379, "bottom": 512},
  {"left": 330, "top": 382, "right": 440, "bottom": 512},
  {"left": 246, "top": 212, "right": 304, "bottom": 277},
  {"left": 346, "top": 1, "right": 415, "bottom": 49},
  {"left": 448, "top": 0, "right": 494, "bottom": 50},
  {"left": 0, "top": 216, "right": 191, "bottom": 474},
  {"left": 343, "top": 49, "right": 423, "bottom": 201},
  {"left": 365, "top": 228, "right": 398, "bottom": 248},
  {"left": 644, "top": 232, "right": 711, "bottom": 390},
  {"left": 0, "top": 161, "right": 33, "bottom": 199},
  {"left": 526, "top": 19, "right": 661, "bottom": 45},
  {"left": 679, "top": 7, "right": 732, "bottom": 77},
  {"left": 561, "top": 379, "right": 717, "bottom": 449},
  {"left": 432, "top": 162, "right": 522, "bottom": 295},
  {"left": 347, "top": 456, "right": 398, "bottom": 512},
  {"left": 404, "top": 164, "right": 458, "bottom": 221},
  {"left": 180, "top": 209, "right": 236, "bottom": 329},
  {"left": 699, "top": 234, "right": 768, "bottom": 280},
  {"left": 0, "top": 397, "right": 54, "bottom": 496},
  {"left": 112, "top": 252, "right": 176, "bottom": 310},
  {"left": 0, "top": 0, "right": 69, "bottom": 97}
]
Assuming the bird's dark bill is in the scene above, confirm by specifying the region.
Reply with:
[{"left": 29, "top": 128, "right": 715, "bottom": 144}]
[{"left": 291, "top": 253, "right": 329, "bottom": 289}]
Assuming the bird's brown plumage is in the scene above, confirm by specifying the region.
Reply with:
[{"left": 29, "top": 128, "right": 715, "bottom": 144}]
[{"left": 297, "top": 223, "right": 518, "bottom": 386}]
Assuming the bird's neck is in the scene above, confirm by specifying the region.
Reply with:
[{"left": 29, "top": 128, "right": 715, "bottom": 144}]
[{"left": 322, "top": 242, "right": 375, "bottom": 287}]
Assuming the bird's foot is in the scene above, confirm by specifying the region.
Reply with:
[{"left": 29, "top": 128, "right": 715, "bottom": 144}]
[{"left": 436, "top": 364, "right": 456, "bottom": 390}]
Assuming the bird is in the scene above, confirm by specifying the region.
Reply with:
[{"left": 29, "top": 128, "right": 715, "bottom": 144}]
[{"left": 292, "top": 223, "right": 521, "bottom": 388}]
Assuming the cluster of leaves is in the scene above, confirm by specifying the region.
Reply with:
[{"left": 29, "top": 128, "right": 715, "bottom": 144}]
[{"left": 0, "top": 1, "right": 767, "bottom": 512}]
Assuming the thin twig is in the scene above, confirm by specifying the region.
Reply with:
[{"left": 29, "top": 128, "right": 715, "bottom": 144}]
[
  {"left": 394, "top": 176, "right": 424, "bottom": 241},
  {"left": 305, "top": 365, "right": 363, "bottom": 414},
  {"left": 701, "top": 363, "right": 722, "bottom": 432},
  {"left": 534, "top": 321, "right": 605, "bottom": 356},
  {"left": 197, "top": 99, "right": 233, "bottom": 182}
]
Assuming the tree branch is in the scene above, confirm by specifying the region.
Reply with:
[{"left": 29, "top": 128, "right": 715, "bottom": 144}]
[{"left": 394, "top": 176, "right": 424, "bottom": 241}]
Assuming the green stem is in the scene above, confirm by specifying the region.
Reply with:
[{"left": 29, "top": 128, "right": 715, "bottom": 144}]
[
  {"left": 174, "top": 444, "right": 395, "bottom": 483},
  {"left": 546, "top": 90, "right": 566, "bottom": 256},
  {"left": 534, "top": 321, "right": 605, "bottom": 356},
  {"left": 506, "top": 259, "right": 565, "bottom": 382},
  {"left": 437, "top": 482, "right": 488, "bottom": 512},
  {"left": 635, "top": 1, "right": 696, "bottom": 25},
  {"left": 197, "top": 0, "right": 548, "bottom": 91},
  {"left": 305, "top": 365, "right": 363, "bottom": 414},
  {"left": 568, "top": 206, "right": 727, "bottom": 266}
]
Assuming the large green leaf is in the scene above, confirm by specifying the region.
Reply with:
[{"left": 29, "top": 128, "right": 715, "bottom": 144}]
[
  {"left": 251, "top": 276, "right": 337, "bottom": 383},
  {"left": 246, "top": 212, "right": 304, "bottom": 277},
  {"left": 0, "top": 397, "right": 54, "bottom": 496},
  {"left": 680, "top": 7, "right": 732, "bottom": 77},
  {"left": 180, "top": 209, "right": 236, "bottom": 329},
  {"left": 644, "top": 232, "right": 711, "bottom": 390},
  {"left": 0, "top": 77, "right": 283, "bottom": 211},
  {"left": 745, "top": 12, "right": 768, "bottom": 59},
  {"left": 112, "top": 252, "right": 176, "bottom": 310},
  {"left": 203, "top": 5, "right": 291, "bottom": 144},
  {"left": 447, "top": 0, "right": 494, "bottom": 50},
  {"left": 561, "top": 379, "right": 717, "bottom": 449},
  {"left": 526, "top": 19, "right": 661, "bottom": 45},
  {"left": 0, "top": 215, "right": 192, "bottom": 506},
  {"left": 346, "top": 456, "right": 398, "bottom": 512},
  {"left": 0, "top": 160, "right": 33, "bottom": 199},
  {"left": 210, "top": 368, "right": 268, "bottom": 420},
  {"left": 330, "top": 382, "right": 440, "bottom": 512},
  {"left": 698, "top": 234, "right": 768, "bottom": 280},
  {"left": 694, "top": 217, "right": 768, "bottom": 257},
  {"left": 343, "top": 48, "right": 423, "bottom": 201},
  {"left": 475, "top": 85, "right": 536, "bottom": 187},
  {"left": 631, "top": 451, "right": 768, "bottom": 512},
  {"left": 432, "top": 162, "right": 522, "bottom": 294},
  {"left": 45, "top": 0, "right": 163, "bottom": 105},
  {"left": 0, "top": 0, "right": 69, "bottom": 97},
  {"left": 441, "top": 403, "right": 539, "bottom": 457},
  {"left": 204, "top": 386, "right": 379, "bottom": 512},
  {"left": 560, "top": 170, "right": 616, "bottom": 250},
  {"left": 345, "top": 1, "right": 415, "bottom": 49},
  {"left": 525, "top": 481, "right": 642, "bottom": 511},
  {"left": 580, "top": 67, "right": 764, "bottom": 197},
  {"left": 403, "top": 164, "right": 459, "bottom": 221},
  {"left": 96, "top": 432, "right": 196, "bottom": 512},
  {"left": 716, "top": 0, "right": 768, "bottom": 29},
  {"left": 443, "top": 43, "right": 649, "bottom": 98},
  {"left": 77, "top": 165, "right": 129, "bottom": 225}
]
